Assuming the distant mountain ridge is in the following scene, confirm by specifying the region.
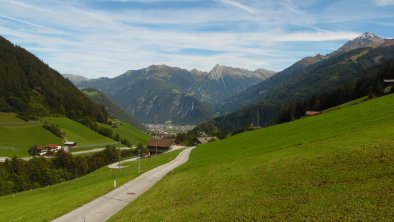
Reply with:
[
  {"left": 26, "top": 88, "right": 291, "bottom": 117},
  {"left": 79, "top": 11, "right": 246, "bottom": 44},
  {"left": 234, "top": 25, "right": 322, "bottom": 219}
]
[
  {"left": 77, "top": 64, "right": 275, "bottom": 124},
  {"left": 63, "top": 74, "right": 89, "bottom": 84},
  {"left": 218, "top": 32, "right": 394, "bottom": 114},
  {"left": 209, "top": 32, "right": 394, "bottom": 131}
]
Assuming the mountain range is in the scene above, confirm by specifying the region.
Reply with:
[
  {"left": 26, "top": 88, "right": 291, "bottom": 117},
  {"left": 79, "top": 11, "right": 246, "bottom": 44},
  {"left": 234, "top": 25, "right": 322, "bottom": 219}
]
[
  {"left": 65, "top": 32, "right": 393, "bottom": 130},
  {"left": 75, "top": 64, "right": 275, "bottom": 124},
  {"left": 210, "top": 32, "right": 394, "bottom": 131}
]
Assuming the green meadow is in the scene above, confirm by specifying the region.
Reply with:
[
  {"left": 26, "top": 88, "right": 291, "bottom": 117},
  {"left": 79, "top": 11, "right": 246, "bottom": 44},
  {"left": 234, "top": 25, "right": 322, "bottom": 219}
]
[
  {"left": 0, "top": 149, "right": 182, "bottom": 221},
  {"left": 0, "top": 113, "right": 62, "bottom": 157},
  {"left": 98, "top": 122, "right": 151, "bottom": 145},
  {"left": 110, "top": 94, "right": 394, "bottom": 221},
  {"left": 44, "top": 116, "right": 116, "bottom": 147}
]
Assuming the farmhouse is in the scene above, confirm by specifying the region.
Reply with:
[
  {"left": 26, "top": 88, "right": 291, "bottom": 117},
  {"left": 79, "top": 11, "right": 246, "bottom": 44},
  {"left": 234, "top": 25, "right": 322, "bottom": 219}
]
[
  {"left": 64, "top": 141, "right": 77, "bottom": 147},
  {"left": 306, "top": 111, "right": 321, "bottom": 116},
  {"left": 194, "top": 137, "right": 219, "bottom": 145},
  {"left": 147, "top": 138, "right": 175, "bottom": 155},
  {"left": 37, "top": 144, "right": 62, "bottom": 155}
]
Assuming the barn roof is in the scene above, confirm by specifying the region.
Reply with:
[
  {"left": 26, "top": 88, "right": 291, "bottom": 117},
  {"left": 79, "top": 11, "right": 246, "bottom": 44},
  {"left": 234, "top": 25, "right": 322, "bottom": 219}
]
[
  {"left": 147, "top": 138, "right": 175, "bottom": 148},
  {"left": 64, "top": 141, "right": 76, "bottom": 145},
  {"left": 306, "top": 111, "right": 321, "bottom": 116}
]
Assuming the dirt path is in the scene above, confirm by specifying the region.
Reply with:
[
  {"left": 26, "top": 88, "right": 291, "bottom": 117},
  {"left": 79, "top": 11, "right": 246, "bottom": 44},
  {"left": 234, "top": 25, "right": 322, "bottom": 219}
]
[{"left": 52, "top": 146, "right": 195, "bottom": 222}]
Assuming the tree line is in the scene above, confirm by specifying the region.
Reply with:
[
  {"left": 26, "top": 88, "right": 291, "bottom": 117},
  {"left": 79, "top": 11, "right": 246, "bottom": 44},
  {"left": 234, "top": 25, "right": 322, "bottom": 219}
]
[{"left": 0, "top": 146, "right": 134, "bottom": 196}]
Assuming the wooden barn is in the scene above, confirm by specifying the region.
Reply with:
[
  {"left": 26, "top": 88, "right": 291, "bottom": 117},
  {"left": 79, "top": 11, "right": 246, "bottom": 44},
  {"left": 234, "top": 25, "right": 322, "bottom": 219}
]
[
  {"left": 147, "top": 138, "right": 175, "bottom": 155},
  {"left": 306, "top": 111, "right": 321, "bottom": 116}
]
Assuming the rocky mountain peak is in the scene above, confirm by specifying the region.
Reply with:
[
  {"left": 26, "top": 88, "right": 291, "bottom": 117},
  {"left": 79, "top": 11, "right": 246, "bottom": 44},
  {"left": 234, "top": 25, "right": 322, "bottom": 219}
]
[
  {"left": 209, "top": 64, "right": 225, "bottom": 80},
  {"left": 62, "top": 74, "right": 89, "bottom": 84},
  {"left": 208, "top": 64, "right": 266, "bottom": 80},
  {"left": 360, "top": 32, "right": 379, "bottom": 40},
  {"left": 334, "top": 32, "right": 385, "bottom": 55}
]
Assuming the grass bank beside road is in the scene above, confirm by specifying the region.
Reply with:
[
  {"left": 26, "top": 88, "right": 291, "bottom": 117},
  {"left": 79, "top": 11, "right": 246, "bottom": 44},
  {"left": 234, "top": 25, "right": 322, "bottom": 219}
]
[
  {"left": 0, "top": 149, "right": 183, "bottom": 222},
  {"left": 111, "top": 94, "right": 394, "bottom": 221}
]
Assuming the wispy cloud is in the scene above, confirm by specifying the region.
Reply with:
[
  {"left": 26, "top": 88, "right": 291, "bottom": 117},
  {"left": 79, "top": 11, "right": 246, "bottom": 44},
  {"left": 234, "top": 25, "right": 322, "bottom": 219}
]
[
  {"left": 0, "top": 14, "right": 60, "bottom": 33},
  {"left": 219, "top": 0, "right": 257, "bottom": 15},
  {"left": 274, "top": 31, "right": 360, "bottom": 42},
  {"left": 0, "top": 0, "right": 391, "bottom": 78}
]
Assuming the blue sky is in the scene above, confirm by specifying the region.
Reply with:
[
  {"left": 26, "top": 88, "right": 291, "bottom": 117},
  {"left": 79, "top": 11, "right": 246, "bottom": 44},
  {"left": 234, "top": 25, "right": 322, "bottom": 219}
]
[{"left": 1, "top": 0, "right": 394, "bottom": 78}]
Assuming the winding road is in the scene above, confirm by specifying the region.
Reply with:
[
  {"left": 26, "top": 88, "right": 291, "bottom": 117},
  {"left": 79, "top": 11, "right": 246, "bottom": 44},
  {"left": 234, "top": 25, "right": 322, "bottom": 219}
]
[{"left": 52, "top": 146, "right": 195, "bottom": 222}]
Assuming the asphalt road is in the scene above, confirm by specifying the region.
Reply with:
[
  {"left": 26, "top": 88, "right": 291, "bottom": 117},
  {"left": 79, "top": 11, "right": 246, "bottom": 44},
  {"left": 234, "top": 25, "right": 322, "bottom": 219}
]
[
  {"left": 52, "top": 146, "right": 195, "bottom": 222},
  {"left": 107, "top": 157, "right": 138, "bottom": 169}
]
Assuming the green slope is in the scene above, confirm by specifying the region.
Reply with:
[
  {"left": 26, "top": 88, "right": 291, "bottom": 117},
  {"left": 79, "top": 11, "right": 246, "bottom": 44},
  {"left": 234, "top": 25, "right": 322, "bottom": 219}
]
[
  {"left": 98, "top": 122, "right": 151, "bottom": 145},
  {"left": 0, "top": 150, "right": 182, "bottom": 221},
  {"left": 111, "top": 94, "right": 394, "bottom": 221},
  {"left": 0, "top": 36, "right": 108, "bottom": 125},
  {"left": 44, "top": 117, "right": 116, "bottom": 147},
  {"left": 0, "top": 113, "right": 62, "bottom": 157}
]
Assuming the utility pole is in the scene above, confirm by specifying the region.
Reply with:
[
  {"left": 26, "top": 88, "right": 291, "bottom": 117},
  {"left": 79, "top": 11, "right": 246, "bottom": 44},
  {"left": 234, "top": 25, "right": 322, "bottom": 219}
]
[
  {"left": 138, "top": 150, "right": 141, "bottom": 174},
  {"left": 156, "top": 139, "right": 158, "bottom": 156},
  {"left": 118, "top": 139, "right": 121, "bottom": 171},
  {"left": 257, "top": 109, "right": 260, "bottom": 127}
]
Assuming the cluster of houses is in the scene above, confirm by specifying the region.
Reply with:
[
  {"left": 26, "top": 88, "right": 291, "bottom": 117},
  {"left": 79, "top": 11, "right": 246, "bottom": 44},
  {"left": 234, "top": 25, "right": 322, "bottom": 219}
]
[
  {"left": 36, "top": 135, "right": 220, "bottom": 157},
  {"left": 36, "top": 141, "right": 76, "bottom": 156},
  {"left": 146, "top": 136, "right": 219, "bottom": 155}
]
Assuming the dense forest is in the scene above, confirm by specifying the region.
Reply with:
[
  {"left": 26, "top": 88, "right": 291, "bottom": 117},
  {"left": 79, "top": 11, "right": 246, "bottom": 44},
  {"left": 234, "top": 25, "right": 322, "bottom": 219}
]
[
  {"left": 275, "top": 59, "right": 394, "bottom": 123},
  {"left": 0, "top": 145, "right": 150, "bottom": 196},
  {"left": 0, "top": 36, "right": 108, "bottom": 125}
]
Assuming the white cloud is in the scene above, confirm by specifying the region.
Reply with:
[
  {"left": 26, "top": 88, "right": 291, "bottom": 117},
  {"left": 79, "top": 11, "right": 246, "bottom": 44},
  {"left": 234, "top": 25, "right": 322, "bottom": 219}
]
[
  {"left": 372, "top": 0, "right": 394, "bottom": 6},
  {"left": 0, "top": 0, "right": 383, "bottom": 78}
]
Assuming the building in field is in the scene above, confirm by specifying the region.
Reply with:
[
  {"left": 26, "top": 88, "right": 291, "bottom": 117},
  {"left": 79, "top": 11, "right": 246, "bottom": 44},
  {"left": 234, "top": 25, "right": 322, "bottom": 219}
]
[
  {"left": 37, "top": 144, "right": 62, "bottom": 155},
  {"left": 305, "top": 111, "right": 321, "bottom": 116},
  {"left": 64, "top": 141, "right": 77, "bottom": 147},
  {"left": 147, "top": 138, "right": 175, "bottom": 155}
]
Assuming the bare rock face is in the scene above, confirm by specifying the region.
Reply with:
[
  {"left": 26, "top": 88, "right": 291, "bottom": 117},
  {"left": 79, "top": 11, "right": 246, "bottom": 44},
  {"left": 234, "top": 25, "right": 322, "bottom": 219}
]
[{"left": 333, "top": 32, "right": 385, "bottom": 56}]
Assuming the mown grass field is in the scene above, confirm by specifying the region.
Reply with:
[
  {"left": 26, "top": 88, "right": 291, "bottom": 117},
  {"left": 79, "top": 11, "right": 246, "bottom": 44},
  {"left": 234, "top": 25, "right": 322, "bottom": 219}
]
[
  {"left": 44, "top": 116, "right": 116, "bottom": 147},
  {"left": 0, "top": 149, "right": 183, "bottom": 221},
  {"left": 98, "top": 122, "right": 151, "bottom": 145},
  {"left": 0, "top": 113, "right": 62, "bottom": 157},
  {"left": 110, "top": 94, "right": 394, "bottom": 221}
]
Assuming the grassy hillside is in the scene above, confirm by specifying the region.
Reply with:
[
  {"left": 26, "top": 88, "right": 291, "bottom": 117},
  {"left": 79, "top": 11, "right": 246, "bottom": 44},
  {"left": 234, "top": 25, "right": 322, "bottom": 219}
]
[
  {"left": 0, "top": 113, "right": 62, "bottom": 157},
  {"left": 0, "top": 150, "right": 182, "bottom": 221},
  {"left": 98, "top": 122, "right": 151, "bottom": 145},
  {"left": 44, "top": 117, "right": 116, "bottom": 148},
  {"left": 0, "top": 36, "right": 108, "bottom": 124},
  {"left": 111, "top": 94, "right": 394, "bottom": 221}
]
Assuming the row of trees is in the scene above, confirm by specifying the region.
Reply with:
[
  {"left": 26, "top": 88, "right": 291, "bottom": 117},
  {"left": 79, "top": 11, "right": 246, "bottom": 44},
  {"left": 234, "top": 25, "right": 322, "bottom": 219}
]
[{"left": 0, "top": 146, "right": 133, "bottom": 196}]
